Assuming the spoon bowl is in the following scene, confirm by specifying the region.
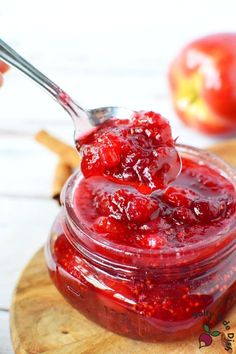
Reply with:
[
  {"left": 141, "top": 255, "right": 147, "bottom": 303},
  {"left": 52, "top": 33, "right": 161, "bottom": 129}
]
[{"left": 87, "top": 106, "right": 134, "bottom": 127}]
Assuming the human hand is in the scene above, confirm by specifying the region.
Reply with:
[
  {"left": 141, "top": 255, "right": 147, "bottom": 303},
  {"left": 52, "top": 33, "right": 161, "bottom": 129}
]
[{"left": 0, "top": 60, "right": 9, "bottom": 87}]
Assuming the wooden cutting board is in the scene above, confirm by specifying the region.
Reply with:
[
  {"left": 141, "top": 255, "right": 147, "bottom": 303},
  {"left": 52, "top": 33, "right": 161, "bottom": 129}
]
[{"left": 10, "top": 140, "right": 236, "bottom": 354}]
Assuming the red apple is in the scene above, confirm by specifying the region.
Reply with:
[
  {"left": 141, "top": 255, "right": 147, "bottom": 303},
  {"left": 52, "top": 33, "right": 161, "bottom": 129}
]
[
  {"left": 169, "top": 33, "right": 236, "bottom": 135},
  {"left": 0, "top": 60, "right": 9, "bottom": 87}
]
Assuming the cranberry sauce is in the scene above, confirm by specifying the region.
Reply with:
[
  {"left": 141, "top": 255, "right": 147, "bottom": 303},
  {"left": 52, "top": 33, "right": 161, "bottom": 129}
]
[
  {"left": 46, "top": 110, "right": 236, "bottom": 341},
  {"left": 77, "top": 111, "right": 181, "bottom": 194},
  {"left": 72, "top": 157, "right": 236, "bottom": 250}
]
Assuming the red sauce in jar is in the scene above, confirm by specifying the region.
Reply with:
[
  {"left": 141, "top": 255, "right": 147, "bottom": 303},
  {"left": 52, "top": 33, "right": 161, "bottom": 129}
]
[{"left": 46, "top": 111, "right": 236, "bottom": 341}]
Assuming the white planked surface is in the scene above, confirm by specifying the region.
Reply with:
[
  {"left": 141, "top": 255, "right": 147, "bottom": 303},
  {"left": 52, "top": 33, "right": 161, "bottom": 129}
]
[
  {"left": 1, "top": 0, "right": 236, "bottom": 353},
  {"left": 0, "top": 312, "right": 14, "bottom": 354}
]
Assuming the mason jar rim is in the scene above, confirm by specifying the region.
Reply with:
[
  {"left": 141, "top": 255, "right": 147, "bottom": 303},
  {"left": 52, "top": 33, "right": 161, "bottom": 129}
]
[{"left": 61, "top": 144, "right": 236, "bottom": 268}]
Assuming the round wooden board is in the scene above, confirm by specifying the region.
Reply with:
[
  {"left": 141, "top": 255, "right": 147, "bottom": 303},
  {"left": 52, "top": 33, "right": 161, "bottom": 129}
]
[{"left": 10, "top": 140, "right": 236, "bottom": 354}]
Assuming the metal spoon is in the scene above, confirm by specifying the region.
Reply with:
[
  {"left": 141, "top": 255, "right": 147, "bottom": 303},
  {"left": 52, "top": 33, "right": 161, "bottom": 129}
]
[{"left": 0, "top": 38, "right": 134, "bottom": 140}]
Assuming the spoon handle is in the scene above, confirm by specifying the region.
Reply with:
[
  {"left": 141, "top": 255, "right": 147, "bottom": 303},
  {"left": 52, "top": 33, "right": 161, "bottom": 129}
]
[{"left": 0, "top": 38, "right": 87, "bottom": 123}]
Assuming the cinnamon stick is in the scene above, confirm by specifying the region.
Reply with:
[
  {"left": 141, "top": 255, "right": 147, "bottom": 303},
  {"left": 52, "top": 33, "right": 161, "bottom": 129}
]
[
  {"left": 35, "top": 130, "right": 80, "bottom": 168},
  {"left": 52, "top": 159, "right": 73, "bottom": 203}
]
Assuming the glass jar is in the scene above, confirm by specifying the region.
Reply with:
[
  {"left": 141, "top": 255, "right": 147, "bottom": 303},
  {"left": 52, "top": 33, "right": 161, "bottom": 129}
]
[{"left": 45, "top": 145, "right": 236, "bottom": 341}]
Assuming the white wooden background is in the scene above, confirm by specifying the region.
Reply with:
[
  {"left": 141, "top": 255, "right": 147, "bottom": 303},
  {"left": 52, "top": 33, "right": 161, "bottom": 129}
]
[{"left": 1, "top": 1, "right": 236, "bottom": 353}]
